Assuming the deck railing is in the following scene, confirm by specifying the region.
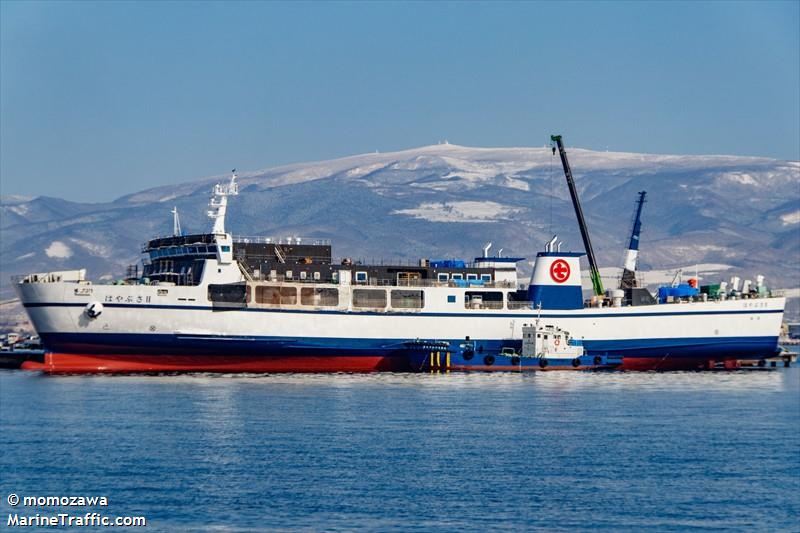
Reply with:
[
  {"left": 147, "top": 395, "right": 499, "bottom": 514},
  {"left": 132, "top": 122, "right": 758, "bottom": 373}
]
[{"left": 232, "top": 236, "right": 331, "bottom": 246}]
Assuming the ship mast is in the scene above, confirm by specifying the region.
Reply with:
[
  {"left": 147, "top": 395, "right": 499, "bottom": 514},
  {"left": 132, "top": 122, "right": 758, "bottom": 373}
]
[
  {"left": 207, "top": 169, "right": 239, "bottom": 235},
  {"left": 171, "top": 206, "right": 182, "bottom": 236}
]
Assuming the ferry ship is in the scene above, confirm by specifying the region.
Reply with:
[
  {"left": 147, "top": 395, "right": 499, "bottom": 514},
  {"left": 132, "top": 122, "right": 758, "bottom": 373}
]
[{"left": 15, "top": 156, "right": 786, "bottom": 374}]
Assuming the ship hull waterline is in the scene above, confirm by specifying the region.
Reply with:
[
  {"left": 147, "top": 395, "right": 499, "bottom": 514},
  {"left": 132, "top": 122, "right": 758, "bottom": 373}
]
[{"left": 20, "top": 333, "right": 780, "bottom": 373}]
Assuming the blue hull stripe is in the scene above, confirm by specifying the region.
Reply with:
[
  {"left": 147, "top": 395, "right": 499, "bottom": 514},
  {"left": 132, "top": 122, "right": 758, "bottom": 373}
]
[
  {"left": 23, "top": 302, "right": 784, "bottom": 319},
  {"left": 39, "top": 332, "right": 780, "bottom": 361}
]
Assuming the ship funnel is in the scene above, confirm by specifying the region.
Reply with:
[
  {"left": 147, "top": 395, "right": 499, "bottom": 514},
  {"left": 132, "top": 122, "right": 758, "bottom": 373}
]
[
  {"left": 527, "top": 245, "right": 584, "bottom": 310},
  {"left": 545, "top": 235, "right": 558, "bottom": 253},
  {"left": 483, "top": 242, "right": 492, "bottom": 258}
]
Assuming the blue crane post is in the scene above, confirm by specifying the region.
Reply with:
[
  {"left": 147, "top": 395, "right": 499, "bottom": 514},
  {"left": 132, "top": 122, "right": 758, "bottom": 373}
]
[
  {"left": 550, "top": 134, "right": 604, "bottom": 297},
  {"left": 620, "top": 191, "right": 647, "bottom": 289}
]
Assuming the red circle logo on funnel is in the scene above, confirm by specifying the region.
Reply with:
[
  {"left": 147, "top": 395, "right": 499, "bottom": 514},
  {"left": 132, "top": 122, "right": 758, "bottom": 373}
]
[{"left": 549, "top": 259, "right": 571, "bottom": 283}]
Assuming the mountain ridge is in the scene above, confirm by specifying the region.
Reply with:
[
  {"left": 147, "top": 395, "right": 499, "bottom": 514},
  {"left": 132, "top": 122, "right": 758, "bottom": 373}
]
[{"left": 2, "top": 144, "right": 798, "bottom": 316}]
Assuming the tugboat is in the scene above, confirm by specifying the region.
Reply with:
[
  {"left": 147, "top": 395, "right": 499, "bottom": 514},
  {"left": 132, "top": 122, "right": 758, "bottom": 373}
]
[{"left": 409, "top": 319, "right": 622, "bottom": 371}]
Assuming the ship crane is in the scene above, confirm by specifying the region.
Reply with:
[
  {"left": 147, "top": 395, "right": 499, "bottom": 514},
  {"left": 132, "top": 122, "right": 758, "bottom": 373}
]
[
  {"left": 550, "top": 135, "right": 604, "bottom": 297},
  {"left": 620, "top": 191, "right": 647, "bottom": 289}
]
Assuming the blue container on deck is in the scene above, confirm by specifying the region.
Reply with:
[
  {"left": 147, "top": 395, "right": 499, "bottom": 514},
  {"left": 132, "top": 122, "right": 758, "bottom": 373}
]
[
  {"left": 657, "top": 284, "right": 699, "bottom": 303},
  {"left": 431, "top": 259, "right": 466, "bottom": 268}
]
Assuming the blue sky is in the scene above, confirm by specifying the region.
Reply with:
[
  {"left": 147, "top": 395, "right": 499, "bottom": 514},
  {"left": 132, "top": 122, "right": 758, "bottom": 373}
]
[{"left": 1, "top": 1, "right": 798, "bottom": 202}]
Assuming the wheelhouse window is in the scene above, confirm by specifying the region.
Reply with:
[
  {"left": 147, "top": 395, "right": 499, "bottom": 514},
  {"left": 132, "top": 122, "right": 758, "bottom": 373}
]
[
  {"left": 465, "top": 291, "right": 504, "bottom": 310},
  {"left": 255, "top": 286, "right": 297, "bottom": 306},
  {"left": 355, "top": 271, "right": 368, "bottom": 283},
  {"left": 301, "top": 288, "right": 339, "bottom": 307},
  {"left": 451, "top": 273, "right": 463, "bottom": 280},
  {"left": 437, "top": 273, "right": 449, "bottom": 282},
  {"left": 352, "top": 289, "right": 386, "bottom": 308},
  {"left": 480, "top": 274, "right": 492, "bottom": 282},
  {"left": 466, "top": 273, "right": 478, "bottom": 281},
  {"left": 391, "top": 290, "right": 424, "bottom": 309}
]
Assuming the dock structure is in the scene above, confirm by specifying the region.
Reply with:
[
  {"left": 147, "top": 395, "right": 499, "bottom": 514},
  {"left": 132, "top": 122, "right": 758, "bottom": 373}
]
[{"left": 727, "top": 348, "right": 796, "bottom": 369}]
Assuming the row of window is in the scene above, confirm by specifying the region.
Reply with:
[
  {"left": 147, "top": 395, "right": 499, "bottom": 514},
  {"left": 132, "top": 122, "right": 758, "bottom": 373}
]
[
  {"left": 242, "top": 286, "right": 524, "bottom": 310},
  {"left": 255, "top": 286, "right": 339, "bottom": 306},
  {"left": 149, "top": 245, "right": 217, "bottom": 259},
  {"left": 261, "top": 271, "right": 494, "bottom": 284},
  {"left": 437, "top": 273, "right": 492, "bottom": 283},
  {"left": 248, "top": 287, "right": 426, "bottom": 309},
  {"left": 353, "top": 272, "right": 492, "bottom": 283}
]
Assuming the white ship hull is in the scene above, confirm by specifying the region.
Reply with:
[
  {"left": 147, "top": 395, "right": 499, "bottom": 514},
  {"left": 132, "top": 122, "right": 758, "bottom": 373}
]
[{"left": 16, "top": 276, "right": 785, "bottom": 372}]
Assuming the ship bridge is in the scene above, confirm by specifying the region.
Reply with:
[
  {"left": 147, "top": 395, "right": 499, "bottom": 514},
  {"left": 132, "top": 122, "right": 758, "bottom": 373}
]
[{"left": 141, "top": 233, "right": 221, "bottom": 286}]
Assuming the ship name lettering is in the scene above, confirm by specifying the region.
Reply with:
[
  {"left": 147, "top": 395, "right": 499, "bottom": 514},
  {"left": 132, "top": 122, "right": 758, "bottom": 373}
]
[{"left": 102, "top": 294, "right": 151, "bottom": 304}]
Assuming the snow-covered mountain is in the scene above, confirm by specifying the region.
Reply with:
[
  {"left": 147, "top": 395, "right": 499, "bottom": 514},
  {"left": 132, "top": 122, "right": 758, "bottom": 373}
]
[{"left": 2, "top": 143, "right": 799, "bottom": 325}]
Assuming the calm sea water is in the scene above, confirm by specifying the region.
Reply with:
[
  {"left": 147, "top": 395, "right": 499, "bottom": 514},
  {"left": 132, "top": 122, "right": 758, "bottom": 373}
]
[{"left": 1, "top": 369, "right": 798, "bottom": 532}]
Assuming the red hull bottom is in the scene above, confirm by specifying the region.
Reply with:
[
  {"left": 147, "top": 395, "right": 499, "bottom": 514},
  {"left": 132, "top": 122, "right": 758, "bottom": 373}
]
[
  {"left": 22, "top": 353, "right": 407, "bottom": 374},
  {"left": 620, "top": 357, "right": 739, "bottom": 371},
  {"left": 20, "top": 353, "right": 747, "bottom": 374}
]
